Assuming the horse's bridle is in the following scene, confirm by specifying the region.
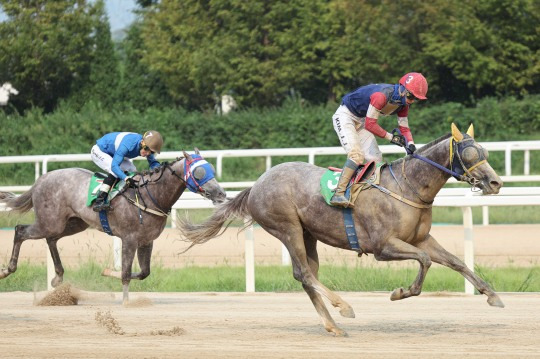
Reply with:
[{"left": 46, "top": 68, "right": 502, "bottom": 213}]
[
  {"left": 119, "top": 161, "right": 181, "bottom": 218},
  {"left": 120, "top": 156, "right": 218, "bottom": 218},
  {"left": 382, "top": 135, "right": 489, "bottom": 208},
  {"left": 448, "top": 137, "right": 487, "bottom": 188}
]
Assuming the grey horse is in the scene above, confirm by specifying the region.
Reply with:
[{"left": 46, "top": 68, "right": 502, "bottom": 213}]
[
  {"left": 178, "top": 124, "right": 504, "bottom": 336},
  {"left": 0, "top": 150, "right": 226, "bottom": 303}
]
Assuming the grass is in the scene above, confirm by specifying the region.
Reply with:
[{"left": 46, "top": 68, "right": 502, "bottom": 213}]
[
  {"left": 1, "top": 260, "right": 539, "bottom": 293},
  {"left": 1, "top": 204, "right": 539, "bottom": 229}
]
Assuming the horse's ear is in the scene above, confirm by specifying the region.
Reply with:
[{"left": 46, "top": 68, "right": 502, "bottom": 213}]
[
  {"left": 466, "top": 124, "right": 475, "bottom": 139},
  {"left": 183, "top": 151, "right": 192, "bottom": 161},
  {"left": 194, "top": 147, "right": 200, "bottom": 155},
  {"left": 451, "top": 123, "right": 463, "bottom": 142}
]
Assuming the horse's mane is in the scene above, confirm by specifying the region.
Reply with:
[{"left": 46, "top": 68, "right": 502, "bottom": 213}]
[
  {"left": 415, "top": 132, "right": 452, "bottom": 153},
  {"left": 391, "top": 132, "right": 451, "bottom": 166},
  {"left": 137, "top": 157, "right": 185, "bottom": 178}
]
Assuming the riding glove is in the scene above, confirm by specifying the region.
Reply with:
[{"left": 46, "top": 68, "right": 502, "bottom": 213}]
[
  {"left": 125, "top": 177, "right": 136, "bottom": 188},
  {"left": 406, "top": 144, "right": 417, "bottom": 154},
  {"left": 390, "top": 134, "right": 406, "bottom": 147}
]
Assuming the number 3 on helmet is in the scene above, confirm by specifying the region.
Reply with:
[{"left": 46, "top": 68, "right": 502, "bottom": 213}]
[{"left": 399, "top": 72, "right": 428, "bottom": 100}]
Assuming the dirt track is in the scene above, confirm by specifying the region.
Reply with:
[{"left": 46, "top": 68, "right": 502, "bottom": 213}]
[{"left": 0, "top": 291, "right": 539, "bottom": 358}]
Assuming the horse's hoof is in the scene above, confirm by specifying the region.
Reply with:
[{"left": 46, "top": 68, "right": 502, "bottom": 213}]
[
  {"left": 390, "top": 288, "right": 404, "bottom": 301},
  {"left": 102, "top": 268, "right": 112, "bottom": 276},
  {"left": 51, "top": 276, "right": 63, "bottom": 288},
  {"left": 330, "top": 328, "right": 348, "bottom": 337},
  {"left": 487, "top": 295, "right": 505, "bottom": 308},
  {"left": 339, "top": 306, "right": 355, "bottom": 318},
  {"left": 0, "top": 268, "right": 9, "bottom": 279}
]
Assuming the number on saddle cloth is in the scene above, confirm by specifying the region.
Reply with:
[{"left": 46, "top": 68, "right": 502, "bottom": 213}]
[
  {"left": 86, "top": 173, "right": 128, "bottom": 207},
  {"left": 320, "top": 161, "right": 378, "bottom": 206}
]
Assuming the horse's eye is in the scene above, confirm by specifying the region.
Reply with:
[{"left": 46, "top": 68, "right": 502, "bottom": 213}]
[
  {"left": 462, "top": 147, "right": 479, "bottom": 163},
  {"left": 193, "top": 166, "right": 206, "bottom": 180}
]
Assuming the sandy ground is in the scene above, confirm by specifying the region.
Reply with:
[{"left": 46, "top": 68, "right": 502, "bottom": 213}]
[
  {"left": 1, "top": 224, "right": 540, "bottom": 268},
  {"left": 0, "top": 290, "right": 539, "bottom": 358}
]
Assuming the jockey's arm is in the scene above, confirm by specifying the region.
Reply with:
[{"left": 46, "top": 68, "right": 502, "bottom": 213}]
[
  {"left": 111, "top": 150, "right": 128, "bottom": 181},
  {"left": 365, "top": 92, "right": 393, "bottom": 141},
  {"left": 396, "top": 106, "right": 414, "bottom": 144},
  {"left": 147, "top": 154, "right": 160, "bottom": 170}
]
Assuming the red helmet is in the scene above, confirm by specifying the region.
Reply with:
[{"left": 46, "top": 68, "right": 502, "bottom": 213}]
[{"left": 399, "top": 72, "right": 428, "bottom": 100}]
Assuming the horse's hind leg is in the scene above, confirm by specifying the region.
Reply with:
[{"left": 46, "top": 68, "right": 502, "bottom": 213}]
[
  {"left": 97, "top": 237, "right": 138, "bottom": 304},
  {"left": 0, "top": 217, "right": 87, "bottom": 282},
  {"left": 102, "top": 242, "right": 153, "bottom": 280},
  {"left": 46, "top": 218, "right": 89, "bottom": 287},
  {"left": 0, "top": 225, "right": 31, "bottom": 279},
  {"left": 267, "top": 224, "right": 353, "bottom": 336},
  {"left": 46, "top": 237, "right": 64, "bottom": 287},
  {"left": 417, "top": 234, "right": 504, "bottom": 308},
  {"left": 374, "top": 237, "right": 432, "bottom": 301},
  {"left": 299, "top": 233, "right": 349, "bottom": 337}
]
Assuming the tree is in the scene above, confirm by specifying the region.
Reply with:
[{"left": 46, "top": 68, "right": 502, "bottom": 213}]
[
  {"left": 0, "top": 0, "right": 100, "bottom": 112},
  {"left": 139, "top": 0, "right": 336, "bottom": 110},
  {"left": 420, "top": 0, "right": 540, "bottom": 102},
  {"left": 117, "top": 23, "right": 174, "bottom": 110}
]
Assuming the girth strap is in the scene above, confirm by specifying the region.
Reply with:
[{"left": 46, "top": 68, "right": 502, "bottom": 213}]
[
  {"left": 99, "top": 210, "right": 114, "bottom": 236},
  {"left": 125, "top": 196, "right": 169, "bottom": 217},
  {"left": 368, "top": 182, "right": 432, "bottom": 209},
  {"left": 342, "top": 207, "right": 362, "bottom": 252}
]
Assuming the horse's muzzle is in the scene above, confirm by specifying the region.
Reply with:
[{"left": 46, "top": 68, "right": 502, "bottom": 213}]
[{"left": 480, "top": 178, "right": 503, "bottom": 195}]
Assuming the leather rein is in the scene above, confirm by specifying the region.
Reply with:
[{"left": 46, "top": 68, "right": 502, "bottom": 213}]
[
  {"left": 120, "top": 159, "right": 187, "bottom": 218},
  {"left": 369, "top": 137, "right": 486, "bottom": 209}
]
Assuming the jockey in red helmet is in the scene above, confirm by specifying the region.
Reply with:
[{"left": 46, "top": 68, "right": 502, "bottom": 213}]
[
  {"left": 399, "top": 72, "right": 428, "bottom": 100},
  {"left": 330, "top": 72, "right": 428, "bottom": 208}
]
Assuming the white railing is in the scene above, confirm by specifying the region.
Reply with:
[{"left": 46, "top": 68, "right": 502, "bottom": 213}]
[
  {"left": 2, "top": 186, "right": 539, "bottom": 294},
  {"left": 1, "top": 141, "right": 539, "bottom": 293},
  {"left": 171, "top": 187, "right": 540, "bottom": 295},
  {"left": 1, "top": 141, "right": 539, "bottom": 191}
]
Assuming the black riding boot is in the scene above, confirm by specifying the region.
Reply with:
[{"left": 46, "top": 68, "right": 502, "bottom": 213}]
[
  {"left": 93, "top": 190, "right": 110, "bottom": 212},
  {"left": 92, "top": 174, "right": 116, "bottom": 212}
]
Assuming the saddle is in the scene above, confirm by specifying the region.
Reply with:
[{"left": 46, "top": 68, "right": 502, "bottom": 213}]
[
  {"left": 320, "top": 161, "right": 385, "bottom": 207},
  {"left": 86, "top": 173, "right": 125, "bottom": 207}
]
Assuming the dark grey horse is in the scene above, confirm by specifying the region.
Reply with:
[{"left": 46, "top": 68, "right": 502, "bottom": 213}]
[
  {"left": 178, "top": 124, "right": 504, "bottom": 336},
  {"left": 0, "top": 150, "right": 226, "bottom": 303}
]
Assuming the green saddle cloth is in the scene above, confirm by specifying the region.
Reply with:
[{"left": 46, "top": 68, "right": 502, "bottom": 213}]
[
  {"left": 320, "top": 170, "right": 343, "bottom": 206},
  {"left": 86, "top": 173, "right": 129, "bottom": 207},
  {"left": 320, "top": 162, "right": 385, "bottom": 206}
]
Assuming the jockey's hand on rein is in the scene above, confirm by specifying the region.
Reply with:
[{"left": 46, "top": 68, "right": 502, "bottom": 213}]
[
  {"left": 125, "top": 177, "right": 136, "bottom": 188},
  {"left": 390, "top": 133, "right": 406, "bottom": 147},
  {"left": 406, "top": 143, "right": 417, "bottom": 154}
]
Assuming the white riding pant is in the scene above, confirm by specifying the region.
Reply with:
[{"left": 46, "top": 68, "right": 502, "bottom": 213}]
[
  {"left": 332, "top": 105, "right": 383, "bottom": 164},
  {"left": 91, "top": 144, "right": 137, "bottom": 178}
]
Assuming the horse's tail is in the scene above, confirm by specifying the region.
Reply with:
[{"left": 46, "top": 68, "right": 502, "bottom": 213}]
[
  {"left": 0, "top": 188, "right": 34, "bottom": 214},
  {"left": 177, "top": 187, "right": 252, "bottom": 252}
]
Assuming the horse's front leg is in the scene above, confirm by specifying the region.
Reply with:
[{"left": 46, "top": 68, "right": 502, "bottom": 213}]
[
  {"left": 119, "top": 238, "right": 137, "bottom": 305},
  {"left": 133, "top": 242, "right": 153, "bottom": 280},
  {"left": 417, "top": 234, "right": 504, "bottom": 308},
  {"left": 374, "top": 237, "right": 432, "bottom": 301}
]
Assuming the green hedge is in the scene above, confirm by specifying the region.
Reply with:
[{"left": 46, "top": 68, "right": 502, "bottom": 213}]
[{"left": 1, "top": 95, "right": 539, "bottom": 184}]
